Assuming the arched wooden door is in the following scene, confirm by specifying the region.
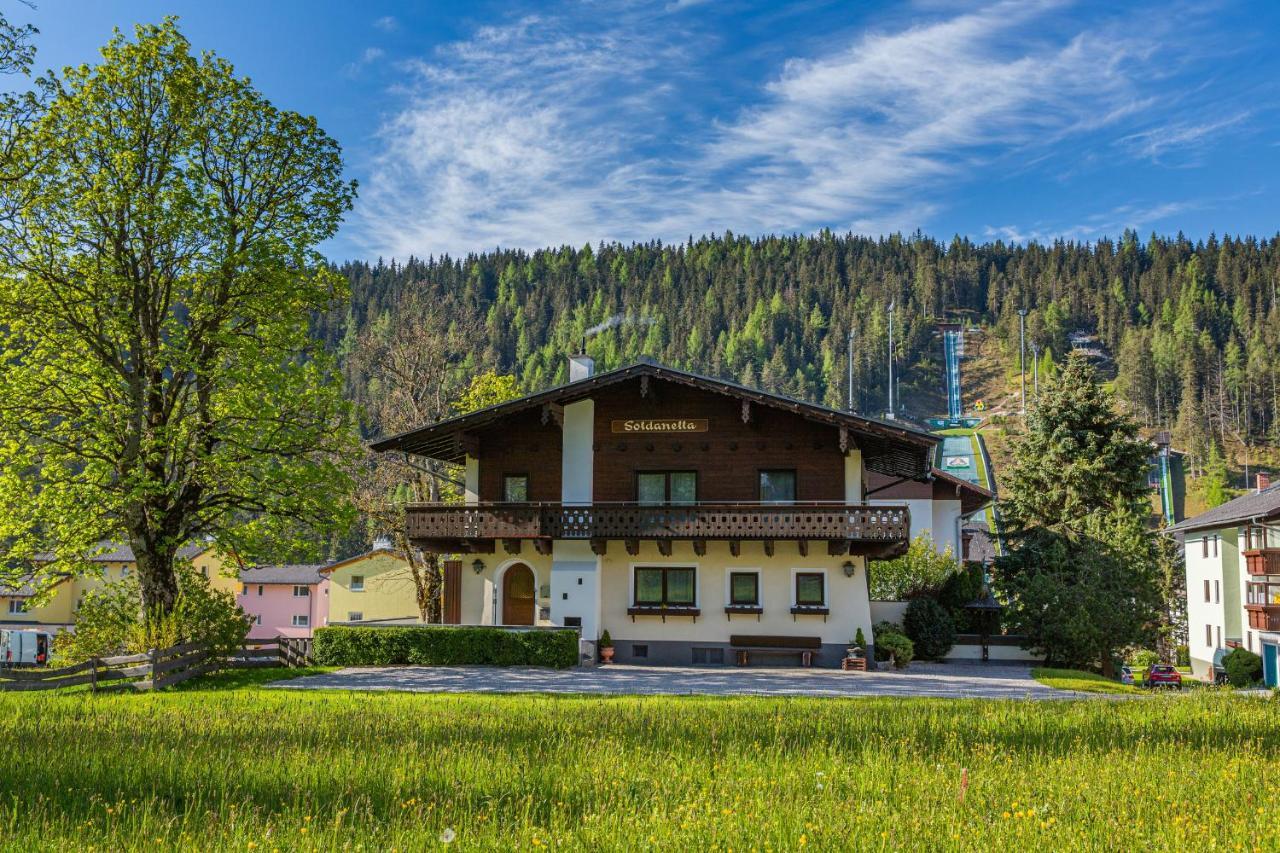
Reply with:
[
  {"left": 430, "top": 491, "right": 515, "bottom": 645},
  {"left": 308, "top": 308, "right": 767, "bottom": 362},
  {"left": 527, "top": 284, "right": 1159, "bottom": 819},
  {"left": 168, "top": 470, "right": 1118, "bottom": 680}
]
[{"left": 502, "top": 564, "right": 536, "bottom": 626}]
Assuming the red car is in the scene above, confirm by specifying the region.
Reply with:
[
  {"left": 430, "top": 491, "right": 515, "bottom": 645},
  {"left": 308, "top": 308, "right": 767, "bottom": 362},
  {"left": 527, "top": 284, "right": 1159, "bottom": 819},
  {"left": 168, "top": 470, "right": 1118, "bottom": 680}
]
[{"left": 1143, "top": 664, "right": 1182, "bottom": 690}]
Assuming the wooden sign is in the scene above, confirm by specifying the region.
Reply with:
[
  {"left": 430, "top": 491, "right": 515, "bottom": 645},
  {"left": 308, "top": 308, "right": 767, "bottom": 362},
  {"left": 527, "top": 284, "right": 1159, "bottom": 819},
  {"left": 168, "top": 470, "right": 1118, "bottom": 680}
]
[{"left": 611, "top": 418, "right": 709, "bottom": 434}]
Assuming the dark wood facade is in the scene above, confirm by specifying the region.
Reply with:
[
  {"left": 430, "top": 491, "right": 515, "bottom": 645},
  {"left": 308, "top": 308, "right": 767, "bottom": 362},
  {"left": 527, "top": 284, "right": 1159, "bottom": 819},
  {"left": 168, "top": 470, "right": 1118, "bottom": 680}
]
[{"left": 589, "top": 379, "right": 847, "bottom": 503}]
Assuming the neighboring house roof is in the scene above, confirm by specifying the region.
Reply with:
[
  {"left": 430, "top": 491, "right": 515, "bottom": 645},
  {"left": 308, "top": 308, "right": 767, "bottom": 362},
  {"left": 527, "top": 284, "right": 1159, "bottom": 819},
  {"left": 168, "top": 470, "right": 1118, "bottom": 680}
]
[
  {"left": 33, "top": 540, "right": 210, "bottom": 564},
  {"left": 0, "top": 573, "right": 73, "bottom": 598},
  {"left": 929, "top": 468, "right": 994, "bottom": 515},
  {"left": 238, "top": 564, "right": 326, "bottom": 585},
  {"left": 318, "top": 547, "right": 405, "bottom": 575},
  {"left": 369, "top": 357, "right": 937, "bottom": 479},
  {"left": 962, "top": 523, "right": 998, "bottom": 565},
  {"left": 1165, "top": 484, "right": 1280, "bottom": 534}
]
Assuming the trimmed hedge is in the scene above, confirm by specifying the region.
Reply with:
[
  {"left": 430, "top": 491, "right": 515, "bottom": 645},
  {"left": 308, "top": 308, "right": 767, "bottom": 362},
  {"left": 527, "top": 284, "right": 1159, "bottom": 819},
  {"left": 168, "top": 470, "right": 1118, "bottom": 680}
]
[{"left": 313, "top": 626, "right": 580, "bottom": 669}]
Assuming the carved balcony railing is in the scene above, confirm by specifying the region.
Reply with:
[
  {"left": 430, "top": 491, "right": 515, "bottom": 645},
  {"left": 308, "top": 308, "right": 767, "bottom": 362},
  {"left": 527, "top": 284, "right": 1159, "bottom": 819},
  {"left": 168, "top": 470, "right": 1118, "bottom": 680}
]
[
  {"left": 1243, "top": 548, "right": 1280, "bottom": 576},
  {"left": 1246, "top": 583, "right": 1280, "bottom": 631},
  {"left": 404, "top": 502, "right": 909, "bottom": 554}
]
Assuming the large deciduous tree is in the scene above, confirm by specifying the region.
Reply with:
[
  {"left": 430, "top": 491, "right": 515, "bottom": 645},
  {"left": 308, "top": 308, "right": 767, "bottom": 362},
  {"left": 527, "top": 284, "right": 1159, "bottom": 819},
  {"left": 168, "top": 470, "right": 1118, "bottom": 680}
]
[
  {"left": 0, "top": 20, "right": 357, "bottom": 615},
  {"left": 994, "top": 352, "right": 1162, "bottom": 674},
  {"left": 350, "top": 298, "right": 520, "bottom": 622}
]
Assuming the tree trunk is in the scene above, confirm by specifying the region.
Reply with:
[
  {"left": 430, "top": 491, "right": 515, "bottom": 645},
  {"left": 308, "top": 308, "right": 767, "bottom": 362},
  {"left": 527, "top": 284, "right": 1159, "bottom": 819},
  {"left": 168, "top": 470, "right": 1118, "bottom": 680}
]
[{"left": 133, "top": 538, "right": 180, "bottom": 617}]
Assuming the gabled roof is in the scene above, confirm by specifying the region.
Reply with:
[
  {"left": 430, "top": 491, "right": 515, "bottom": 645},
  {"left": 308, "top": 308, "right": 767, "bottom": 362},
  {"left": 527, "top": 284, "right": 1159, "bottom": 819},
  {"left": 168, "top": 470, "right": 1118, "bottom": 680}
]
[
  {"left": 0, "top": 573, "right": 73, "bottom": 598},
  {"left": 33, "top": 540, "right": 210, "bottom": 564},
  {"left": 318, "top": 546, "right": 405, "bottom": 575},
  {"left": 929, "top": 468, "right": 995, "bottom": 515},
  {"left": 369, "top": 358, "right": 937, "bottom": 479},
  {"left": 1165, "top": 484, "right": 1280, "bottom": 534},
  {"left": 239, "top": 564, "right": 326, "bottom": 585}
]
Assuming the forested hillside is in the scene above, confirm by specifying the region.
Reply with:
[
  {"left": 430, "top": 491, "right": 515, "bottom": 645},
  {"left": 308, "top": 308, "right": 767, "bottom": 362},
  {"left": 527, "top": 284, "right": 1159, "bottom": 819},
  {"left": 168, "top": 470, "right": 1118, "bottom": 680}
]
[{"left": 319, "top": 230, "right": 1280, "bottom": 468}]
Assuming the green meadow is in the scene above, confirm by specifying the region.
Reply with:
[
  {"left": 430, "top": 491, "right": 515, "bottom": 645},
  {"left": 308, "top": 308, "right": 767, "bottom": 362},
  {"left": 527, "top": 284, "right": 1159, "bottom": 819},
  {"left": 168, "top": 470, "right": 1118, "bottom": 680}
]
[{"left": 1, "top": 682, "right": 1276, "bottom": 851}]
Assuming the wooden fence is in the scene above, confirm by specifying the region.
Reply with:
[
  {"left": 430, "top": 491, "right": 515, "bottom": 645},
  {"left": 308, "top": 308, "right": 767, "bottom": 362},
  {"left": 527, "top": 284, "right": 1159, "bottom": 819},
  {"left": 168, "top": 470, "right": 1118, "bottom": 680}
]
[{"left": 0, "top": 635, "right": 313, "bottom": 693}]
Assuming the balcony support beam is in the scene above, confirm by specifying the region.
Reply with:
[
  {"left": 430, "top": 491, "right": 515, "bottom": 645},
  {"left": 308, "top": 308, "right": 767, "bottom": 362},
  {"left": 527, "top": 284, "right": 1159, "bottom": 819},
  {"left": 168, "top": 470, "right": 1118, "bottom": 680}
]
[
  {"left": 625, "top": 538, "right": 640, "bottom": 556},
  {"left": 692, "top": 539, "right": 706, "bottom": 556},
  {"left": 729, "top": 540, "right": 741, "bottom": 557},
  {"left": 797, "top": 540, "right": 808, "bottom": 557},
  {"left": 657, "top": 540, "right": 673, "bottom": 557},
  {"left": 502, "top": 539, "right": 522, "bottom": 555},
  {"left": 590, "top": 538, "right": 608, "bottom": 556},
  {"left": 763, "top": 540, "right": 775, "bottom": 557},
  {"left": 533, "top": 539, "right": 553, "bottom": 556},
  {"left": 827, "top": 539, "right": 848, "bottom": 556}
]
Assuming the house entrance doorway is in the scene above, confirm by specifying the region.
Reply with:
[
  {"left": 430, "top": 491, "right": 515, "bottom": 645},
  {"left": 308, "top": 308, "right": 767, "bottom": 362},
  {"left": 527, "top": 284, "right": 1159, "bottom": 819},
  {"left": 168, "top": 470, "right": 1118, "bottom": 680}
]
[{"left": 502, "top": 564, "right": 536, "bottom": 626}]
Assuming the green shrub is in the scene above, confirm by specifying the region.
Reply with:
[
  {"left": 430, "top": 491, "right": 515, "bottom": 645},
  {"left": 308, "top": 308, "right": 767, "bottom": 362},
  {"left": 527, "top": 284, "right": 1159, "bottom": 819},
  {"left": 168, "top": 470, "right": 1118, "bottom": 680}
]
[
  {"left": 1129, "top": 649, "right": 1160, "bottom": 669},
  {"left": 56, "top": 564, "right": 247, "bottom": 662},
  {"left": 1176, "top": 645, "right": 1190, "bottom": 668},
  {"left": 902, "top": 597, "right": 956, "bottom": 660},
  {"left": 599, "top": 629, "right": 613, "bottom": 648},
  {"left": 313, "top": 626, "right": 579, "bottom": 668},
  {"left": 853, "top": 627, "right": 866, "bottom": 649},
  {"left": 936, "top": 562, "right": 986, "bottom": 632},
  {"left": 1223, "top": 647, "right": 1263, "bottom": 688},
  {"left": 876, "top": 631, "right": 914, "bottom": 669}
]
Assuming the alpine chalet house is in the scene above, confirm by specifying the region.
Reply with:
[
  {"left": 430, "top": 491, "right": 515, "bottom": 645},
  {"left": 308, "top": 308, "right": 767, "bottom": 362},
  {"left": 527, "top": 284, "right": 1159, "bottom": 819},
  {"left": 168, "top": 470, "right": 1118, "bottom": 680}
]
[
  {"left": 1169, "top": 474, "right": 1280, "bottom": 687},
  {"left": 371, "top": 356, "right": 948, "bottom": 666}
]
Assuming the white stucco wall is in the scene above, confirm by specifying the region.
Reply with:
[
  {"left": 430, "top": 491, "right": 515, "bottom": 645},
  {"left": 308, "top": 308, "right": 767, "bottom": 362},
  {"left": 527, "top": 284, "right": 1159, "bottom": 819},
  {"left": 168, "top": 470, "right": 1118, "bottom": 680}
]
[
  {"left": 844, "top": 450, "right": 864, "bottom": 503},
  {"left": 870, "top": 497, "right": 935, "bottom": 547},
  {"left": 1184, "top": 529, "right": 1228, "bottom": 678},
  {"left": 464, "top": 455, "right": 480, "bottom": 505},
  {"left": 561, "top": 399, "right": 594, "bottom": 504},
  {"left": 930, "top": 499, "right": 962, "bottom": 556},
  {"left": 551, "top": 539, "right": 602, "bottom": 641}
]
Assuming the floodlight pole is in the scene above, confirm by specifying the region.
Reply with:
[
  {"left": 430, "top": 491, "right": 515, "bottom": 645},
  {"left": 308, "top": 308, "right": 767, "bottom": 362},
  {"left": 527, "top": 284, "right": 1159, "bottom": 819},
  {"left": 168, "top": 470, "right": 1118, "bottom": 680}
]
[
  {"left": 1018, "top": 309, "right": 1028, "bottom": 415},
  {"left": 847, "top": 328, "right": 855, "bottom": 414},
  {"left": 887, "top": 301, "right": 895, "bottom": 420}
]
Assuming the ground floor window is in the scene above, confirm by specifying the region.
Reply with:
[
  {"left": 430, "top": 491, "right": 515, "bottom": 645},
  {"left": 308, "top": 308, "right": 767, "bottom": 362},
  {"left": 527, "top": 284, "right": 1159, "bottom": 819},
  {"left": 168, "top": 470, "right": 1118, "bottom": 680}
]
[
  {"left": 348, "top": 611, "right": 363, "bottom": 622},
  {"left": 794, "top": 571, "right": 826, "bottom": 607},
  {"left": 292, "top": 614, "right": 309, "bottom": 628},
  {"left": 728, "top": 571, "right": 760, "bottom": 607},
  {"left": 634, "top": 566, "right": 696, "bottom": 607},
  {"left": 692, "top": 647, "right": 724, "bottom": 665}
]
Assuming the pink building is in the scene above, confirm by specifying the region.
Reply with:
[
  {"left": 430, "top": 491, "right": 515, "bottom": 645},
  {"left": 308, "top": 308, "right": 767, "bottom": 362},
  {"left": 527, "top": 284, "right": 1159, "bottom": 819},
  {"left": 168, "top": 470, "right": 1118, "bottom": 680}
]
[{"left": 238, "top": 564, "right": 328, "bottom": 639}]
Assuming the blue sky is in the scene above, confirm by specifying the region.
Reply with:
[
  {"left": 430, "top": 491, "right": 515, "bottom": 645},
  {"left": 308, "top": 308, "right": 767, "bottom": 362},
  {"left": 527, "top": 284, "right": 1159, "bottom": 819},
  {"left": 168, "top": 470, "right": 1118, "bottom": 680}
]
[{"left": 15, "top": 0, "right": 1280, "bottom": 260}]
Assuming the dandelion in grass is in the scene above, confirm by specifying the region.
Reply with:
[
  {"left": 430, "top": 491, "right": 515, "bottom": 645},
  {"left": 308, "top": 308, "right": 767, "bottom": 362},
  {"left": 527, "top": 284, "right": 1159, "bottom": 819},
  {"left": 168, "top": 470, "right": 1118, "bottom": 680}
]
[{"left": 439, "top": 828, "right": 456, "bottom": 844}]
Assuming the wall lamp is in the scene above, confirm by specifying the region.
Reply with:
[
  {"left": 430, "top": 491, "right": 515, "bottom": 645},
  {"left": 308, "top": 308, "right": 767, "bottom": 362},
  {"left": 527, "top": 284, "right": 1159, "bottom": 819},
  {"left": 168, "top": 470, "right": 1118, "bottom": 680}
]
[
  {"left": 472, "top": 559, "right": 486, "bottom": 575},
  {"left": 842, "top": 560, "right": 857, "bottom": 578}
]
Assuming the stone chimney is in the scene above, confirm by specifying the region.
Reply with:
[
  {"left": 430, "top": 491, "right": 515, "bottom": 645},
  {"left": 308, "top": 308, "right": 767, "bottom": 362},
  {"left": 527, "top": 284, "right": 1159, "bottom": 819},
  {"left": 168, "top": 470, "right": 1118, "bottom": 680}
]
[
  {"left": 569, "top": 353, "right": 595, "bottom": 383},
  {"left": 1258, "top": 472, "right": 1272, "bottom": 493}
]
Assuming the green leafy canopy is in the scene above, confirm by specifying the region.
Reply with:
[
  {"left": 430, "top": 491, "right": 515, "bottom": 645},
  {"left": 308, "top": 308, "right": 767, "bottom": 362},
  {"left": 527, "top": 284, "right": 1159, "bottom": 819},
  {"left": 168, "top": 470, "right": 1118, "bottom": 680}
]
[{"left": 0, "top": 19, "right": 358, "bottom": 610}]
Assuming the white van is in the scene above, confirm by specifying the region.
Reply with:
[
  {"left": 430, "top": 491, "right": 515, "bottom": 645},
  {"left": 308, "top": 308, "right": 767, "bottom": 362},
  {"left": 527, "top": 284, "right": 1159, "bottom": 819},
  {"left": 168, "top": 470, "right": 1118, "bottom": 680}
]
[{"left": 0, "top": 629, "right": 54, "bottom": 667}]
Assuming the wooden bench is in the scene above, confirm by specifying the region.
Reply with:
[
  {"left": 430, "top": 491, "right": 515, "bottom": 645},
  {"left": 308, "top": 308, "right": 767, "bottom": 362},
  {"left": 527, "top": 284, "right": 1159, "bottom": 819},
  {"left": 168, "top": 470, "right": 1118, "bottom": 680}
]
[{"left": 730, "top": 634, "right": 822, "bottom": 667}]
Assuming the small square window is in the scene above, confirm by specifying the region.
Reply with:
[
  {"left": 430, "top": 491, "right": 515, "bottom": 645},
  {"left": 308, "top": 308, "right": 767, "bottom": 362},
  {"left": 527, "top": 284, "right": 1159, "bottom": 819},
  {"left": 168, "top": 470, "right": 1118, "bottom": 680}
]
[
  {"left": 729, "top": 572, "right": 760, "bottom": 607},
  {"left": 291, "top": 614, "right": 309, "bottom": 628},
  {"left": 632, "top": 644, "right": 649, "bottom": 659},
  {"left": 293, "top": 585, "right": 310, "bottom": 597},
  {"left": 254, "top": 614, "right": 262, "bottom": 626},
  {"left": 759, "top": 470, "right": 797, "bottom": 504},
  {"left": 350, "top": 575, "right": 365, "bottom": 592},
  {"left": 347, "top": 611, "right": 363, "bottom": 622},
  {"left": 795, "top": 572, "right": 825, "bottom": 607},
  {"left": 257, "top": 585, "right": 264, "bottom": 596},
  {"left": 503, "top": 475, "right": 529, "bottom": 503}
]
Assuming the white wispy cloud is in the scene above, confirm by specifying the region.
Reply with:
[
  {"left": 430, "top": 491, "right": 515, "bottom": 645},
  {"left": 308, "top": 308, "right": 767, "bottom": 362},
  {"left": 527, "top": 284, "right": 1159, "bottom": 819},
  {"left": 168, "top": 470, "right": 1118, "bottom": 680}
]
[
  {"left": 344, "top": 47, "right": 385, "bottom": 76},
  {"left": 984, "top": 200, "right": 1199, "bottom": 245},
  {"left": 351, "top": 0, "right": 1222, "bottom": 258},
  {"left": 373, "top": 16, "right": 398, "bottom": 32},
  {"left": 1118, "top": 112, "right": 1250, "bottom": 162}
]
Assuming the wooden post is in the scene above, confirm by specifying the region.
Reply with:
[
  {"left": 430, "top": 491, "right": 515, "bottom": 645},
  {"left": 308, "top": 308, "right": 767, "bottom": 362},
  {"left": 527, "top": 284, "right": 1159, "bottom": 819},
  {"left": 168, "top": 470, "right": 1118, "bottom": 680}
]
[
  {"left": 89, "top": 657, "right": 98, "bottom": 694},
  {"left": 148, "top": 647, "right": 158, "bottom": 689}
]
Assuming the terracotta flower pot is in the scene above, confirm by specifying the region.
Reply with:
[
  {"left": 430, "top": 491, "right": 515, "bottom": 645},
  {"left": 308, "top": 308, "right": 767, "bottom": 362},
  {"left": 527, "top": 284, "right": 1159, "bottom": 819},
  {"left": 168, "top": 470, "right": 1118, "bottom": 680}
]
[{"left": 599, "top": 646, "right": 615, "bottom": 663}]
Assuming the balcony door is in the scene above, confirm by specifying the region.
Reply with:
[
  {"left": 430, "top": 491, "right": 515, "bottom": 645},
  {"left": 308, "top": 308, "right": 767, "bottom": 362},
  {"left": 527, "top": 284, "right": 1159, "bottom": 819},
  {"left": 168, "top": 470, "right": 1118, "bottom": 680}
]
[{"left": 502, "top": 564, "right": 536, "bottom": 625}]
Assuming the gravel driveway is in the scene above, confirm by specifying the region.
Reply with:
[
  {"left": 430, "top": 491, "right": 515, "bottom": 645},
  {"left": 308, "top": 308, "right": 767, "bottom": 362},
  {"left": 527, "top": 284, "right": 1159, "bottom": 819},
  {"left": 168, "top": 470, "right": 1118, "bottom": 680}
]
[{"left": 272, "top": 661, "right": 1074, "bottom": 699}]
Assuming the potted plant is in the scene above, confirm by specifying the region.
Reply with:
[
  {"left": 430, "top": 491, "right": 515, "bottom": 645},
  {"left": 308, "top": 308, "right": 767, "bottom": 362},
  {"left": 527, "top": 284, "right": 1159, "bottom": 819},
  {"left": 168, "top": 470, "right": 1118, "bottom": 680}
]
[
  {"left": 598, "top": 629, "right": 615, "bottom": 664},
  {"left": 847, "top": 627, "right": 867, "bottom": 659}
]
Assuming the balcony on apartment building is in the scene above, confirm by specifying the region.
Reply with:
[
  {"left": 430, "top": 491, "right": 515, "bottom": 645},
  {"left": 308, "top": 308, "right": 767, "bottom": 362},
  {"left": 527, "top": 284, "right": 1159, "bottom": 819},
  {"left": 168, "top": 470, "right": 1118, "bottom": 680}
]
[
  {"left": 1245, "top": 582, "right": 1280, "bottom": 631},
  {"left": 403, "top": 501, "right": 910, "bottom": 558}
]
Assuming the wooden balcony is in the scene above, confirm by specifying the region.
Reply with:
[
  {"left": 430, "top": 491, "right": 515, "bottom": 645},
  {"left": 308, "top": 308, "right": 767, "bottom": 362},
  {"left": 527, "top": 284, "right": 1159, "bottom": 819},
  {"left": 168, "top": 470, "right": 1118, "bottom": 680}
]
[
  {"left": 1244, "top": 548, "right": 1280, "bottom": 576},
  {"left": 405, "top": 502, "right": 910, "bottom": 558},
  {"left": 1246, "top": 604, "right": 1280, "bottom": 632}
]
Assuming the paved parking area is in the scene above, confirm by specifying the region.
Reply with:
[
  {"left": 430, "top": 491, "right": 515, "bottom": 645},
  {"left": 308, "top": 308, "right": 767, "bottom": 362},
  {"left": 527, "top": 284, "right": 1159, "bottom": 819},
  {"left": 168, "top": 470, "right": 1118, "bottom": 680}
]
[{"left": 273, "top": 661, "right": 1074, "bottom": 699}]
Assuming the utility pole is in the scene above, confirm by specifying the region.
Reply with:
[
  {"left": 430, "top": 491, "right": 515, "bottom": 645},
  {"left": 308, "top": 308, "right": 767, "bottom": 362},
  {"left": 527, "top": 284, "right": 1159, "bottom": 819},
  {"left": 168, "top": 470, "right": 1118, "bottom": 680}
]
[
  {"left": 1031, "top": 342, "right": 1040, "bottom": 399},
  {"left": 887, "top": 301, "right": 895, "bottom": 420},
  {"left": 1018, "top": 309, "right": 1028, "bottom": 415},
  {"left": 847, "top": 327, "right": 855, "bottom": 414}
]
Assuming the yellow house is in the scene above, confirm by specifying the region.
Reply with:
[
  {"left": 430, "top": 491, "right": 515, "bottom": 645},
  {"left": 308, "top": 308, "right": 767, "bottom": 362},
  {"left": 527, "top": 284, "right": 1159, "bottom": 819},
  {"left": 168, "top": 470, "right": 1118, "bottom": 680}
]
[
  {"left": 1, "top": 575, "right": 77, "bottom": 632},
  {"left": 322, "top": 546, "right": 418, "bottom": 625},
  {"left": 33, "top": 540, "right": 242, "bottom": 622}
]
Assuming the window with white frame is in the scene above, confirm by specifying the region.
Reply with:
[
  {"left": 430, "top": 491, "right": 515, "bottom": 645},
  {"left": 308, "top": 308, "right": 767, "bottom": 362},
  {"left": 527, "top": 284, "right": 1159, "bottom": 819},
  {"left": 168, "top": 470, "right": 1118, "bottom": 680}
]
[
  {"left": 726, "top": 570, "right": 761, "bottom": 608},
  {"left": 348, "top": 611, "right": 363, "bottom": 622},
  {"left": 350, "top": 575, "right": 365, "bottom": 592},
  {"left": 792, "top": 570, "right": 827, "bottom": 609},
  {"left": 293, "top": 585, "right": 310, "bottom": 597},
  {"left": 119, "top": 565, "right": 129, "bottom": 577},
  {"left": 8, "top": 598, "right": 28, "bottom": 614},
  {"left": 291, "top": 614, "right": 309, "bottom": 627}
]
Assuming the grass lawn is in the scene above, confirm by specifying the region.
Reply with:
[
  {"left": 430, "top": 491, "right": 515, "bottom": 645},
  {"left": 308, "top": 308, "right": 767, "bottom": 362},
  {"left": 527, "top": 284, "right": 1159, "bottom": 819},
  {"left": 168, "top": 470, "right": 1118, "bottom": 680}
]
[
  {"left": 1031, "top": 667, "right": 1143, "bottom": 695},
  {"left": 3, "top": 686, "right": 1278, "bottom": 850}
]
